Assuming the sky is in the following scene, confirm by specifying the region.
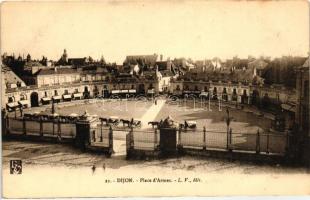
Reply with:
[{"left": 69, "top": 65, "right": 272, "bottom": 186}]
[{"left": 1, "top": 1, "right": 309, "bottom": 64}]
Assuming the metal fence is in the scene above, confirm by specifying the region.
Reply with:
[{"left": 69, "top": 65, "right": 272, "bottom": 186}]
[
  {"left": 127, "top": 129, "right": 159, "bottom": 151},
  {"left": 90, "top": 125, "right": 111, "bottom": 148},
  {"left": 178, "top": 128, "right": 288, "bottom": 155},
  {"left": 6, "top": 117, "right": 76, "bottom": 139}
]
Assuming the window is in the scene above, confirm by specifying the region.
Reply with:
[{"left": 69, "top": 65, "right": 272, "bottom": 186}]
[
  {"left": 213, "top": 87, "right": 217, "bottom": 93},
  {"left": 20, "top": 94, "right": 27, "bottom": 100},
  {"left": 54, "top": 90, "right": 58, "bottom": 95},
  {"left": 64, "top": 90, "right": 68, "bottom": 94},
  {"left": 204, "top": 86, "right": 208, "bottom": 92},
  {"left": 131, "top": 85, "right": 134, "bottom": 89},
  {"left": 233, "top": 88, "right": 237, "bottom": 95},
  {"left": 176, "top": 85, "right": 180, "bottom": 91},
  {"left": 223, "top": 88, "right": 227, "bottom": 93},
  {"left": 8, "top": 97, "right": 14, "bottom": 103},
  {"left": 75, "top": 89, "right": 79, "bottom": 93},
  {"left": 44, "top": 91, "right": 48, "bottom": 97},
  {"left": 195, "top": 86, "right": 198, "bottom": 91}
]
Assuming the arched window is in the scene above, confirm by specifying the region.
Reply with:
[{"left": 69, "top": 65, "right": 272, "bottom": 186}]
[
  {"left": 8, "top": 96, "right": 14, "bottom": 103},
  {"left": 20, "top": 94, "right": 27, "bottom": 100}
]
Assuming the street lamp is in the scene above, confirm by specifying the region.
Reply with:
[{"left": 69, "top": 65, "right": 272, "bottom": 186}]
[{"left": 225, "top": 107, "right": 233, "bottom": 149}]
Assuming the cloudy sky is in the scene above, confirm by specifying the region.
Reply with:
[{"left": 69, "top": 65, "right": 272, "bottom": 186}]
[{"left": 1, "top": 1, "right": 309, "bottom": 64}]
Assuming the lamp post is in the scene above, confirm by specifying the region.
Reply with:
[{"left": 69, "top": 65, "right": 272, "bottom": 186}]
[
  {"left": 225, "top": 107, "right": 233, "bottom": 150},
  {"left": 51, "top": 99, "right": 55, "bottom": 114}
]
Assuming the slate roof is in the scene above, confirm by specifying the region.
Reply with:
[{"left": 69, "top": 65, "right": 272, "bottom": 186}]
[{"left": 36, "top": 68, "right": 78, "bottom": 76}]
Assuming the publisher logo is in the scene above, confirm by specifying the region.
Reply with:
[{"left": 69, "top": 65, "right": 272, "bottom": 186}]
[{"left": 10, "top": 160, "right": 22, "bottom": 174}]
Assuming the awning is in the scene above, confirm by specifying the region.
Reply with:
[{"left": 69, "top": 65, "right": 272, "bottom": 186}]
[
  {"left": 281, "top": 103, "right": 296, "bottom": 112},
  {"left": 73, "top": 93, "right": 82, "bottom": 98},
  {"left": 41, "top": 97, "right": 51, "bottom": 101},
  {"left": 52, "top": 96, "right": 61, "bottom": 100},
  {"left": 111, "top": 90, "right": 120, "bottom": 94},
  {"left": 129, "top": 89, "right": 136, "bottom": 93},
  {"left": 183, "top": 90, "right": 200, "bottom": 94},
  {"left": 10, "top": 83, "right": 17, "bottom": 88},
  {"left": 121, "top": 90, "right": 129, "bottom": 93},
  {"left": 7, "top": 102, "right": 19, "bottom": 108},
  {"left": 147, "top": 89, "right": 155, "bottom": 94},
  {"left": 18, "top": 100, "right": 29, "bottom": 105},
  {"left": 63, "top": 94, "right": 72, "bottom": 99},
  {"left": 199, "top": 92, "right": 208, "bottom": 96}
]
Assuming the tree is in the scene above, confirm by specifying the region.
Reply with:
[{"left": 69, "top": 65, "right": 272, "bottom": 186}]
[
  {"left": 100, "top": 55, "right": 106, "bottom": 65},
  {"left": 26, "top": 54, "right": 31, "bottom": 62}
]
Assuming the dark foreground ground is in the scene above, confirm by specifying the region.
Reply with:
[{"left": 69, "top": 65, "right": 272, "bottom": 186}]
[
  {"left": 2, "top": 140, "right": 310, "bottom": 197},
  {"left": 3, "top": 140, "right": 309, "bottom": 174}
]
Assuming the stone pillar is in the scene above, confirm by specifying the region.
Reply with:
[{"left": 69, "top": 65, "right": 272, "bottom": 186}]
[{"left": 160, "top": 127, "right": 177, "bottom": 156}]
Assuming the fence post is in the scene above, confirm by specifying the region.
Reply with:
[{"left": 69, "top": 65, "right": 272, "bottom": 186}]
[
  {"left": 23, "top": 117, "right": 26, "bottom": 135},
  {"left": 39, "top": 117, "right": 43, "bottom": 137},
  {"left": 154, "top": 128, "right": 158, "bottom": 150},
  {"left": 52, "top": 119, "right": 55, "bottom": 136},
  {"left": 203, "top": 126, "right": 206, "bottom": 150},
  {"left": 178, "top": 127, "right": 182, "bottom": 145},
  {"left": 130, "top": 127, "right": 134, "bottom": 149},
  {"left": 285, "top": 131, "right": 290, "bottom": 156},
  {"left": 6, "top": 116, "right": 9, "bottom": 135},
  {"left": 109, "top": 126, "right": 113, "bottom": 150},
  {"left": 100, "top": 120, "right": 103, "bottom": 142},
  {"left": 226, "top": 127, "right": 229, "bottom": 150},
  {"left": 57, "top": 119, "right": 61, "bottom": 141},
  {"left": 256, "top": 129, "right": 260, "bottom": 154},
  {"left": 229, "top": 128, "right": 232, "bottom": 152},
  {"left": 266, "top": 131, "right": 270, "bottom": 154}
]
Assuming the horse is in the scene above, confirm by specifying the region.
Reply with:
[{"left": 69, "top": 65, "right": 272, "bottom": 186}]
[
  {"left": 148, "top": 121, "right": 160, "bottom": 129},
  {"left": 179, "top": 120, "right": 197, "bottom": 130},
  {"left": 107, "top": 118, "right": 119, "bottom": 126},
  {"left": 99, "top": 117, "right": 108, "bottom": 125},
  {"left": 132, "top": 120, "right": 141, "bottom": 128},
  {"left": 120, "top": 119, "right": 131, "bottom": 127},
  {"left": 185, "top": 120, "right": 197, "bottom": 129}
]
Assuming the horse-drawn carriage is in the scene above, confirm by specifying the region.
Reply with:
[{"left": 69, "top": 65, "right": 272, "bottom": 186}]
[
  {"left": 179, "top": 120, "right": 197, "bottom": 130},
  {"left": 99, "top": 116, "right": 119, "bottom": 126},
  {"left": 120, "top": 118, "right": 141, "bottom": 128}
]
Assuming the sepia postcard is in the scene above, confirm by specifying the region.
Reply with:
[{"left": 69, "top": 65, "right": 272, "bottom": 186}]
[{"left": 1, "top": 0, "right": 310, "bottom": 198}]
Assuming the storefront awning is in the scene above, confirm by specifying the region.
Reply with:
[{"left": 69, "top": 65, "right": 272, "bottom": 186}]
[
  {"left": 183, "top": 90, "right": 201, "bottom": 94},
  {"left": 18, "top": 100, "right": 29, "bottom": 105},
  {"left": 199, "top": 92, "right": 208, "bottom": 96},
  {"left": 111, "top": 90, "right": 120, "bottom": 94},
  {"left": 63, "top": 94, "right": 72, "bottom": 99},
  {"left": 121, "top": 90, "right": 129, "bottom": 93},
  {"left": 52, "top": 96, "right": 61, "bottom": 100},
  {"left": 10, "top": 83, "right": 17, "bottom": 89},
  {"left": 42, "top": 97, "right": 51, "bottom": 101},
  {"left": 147, "top": 89, "right": 155, "bottom": 94},
  {"left": 73, "top": 93, "right": 82, "bottom": 98},
  {"left": 7, "top": 102, "right": 19, "bottom": 108},
  {"left": 128, "top": 89, "right": 136, "bottom": 93},
  {"left": 281, "top": 103, "right": 296, "bottom": 112}
]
